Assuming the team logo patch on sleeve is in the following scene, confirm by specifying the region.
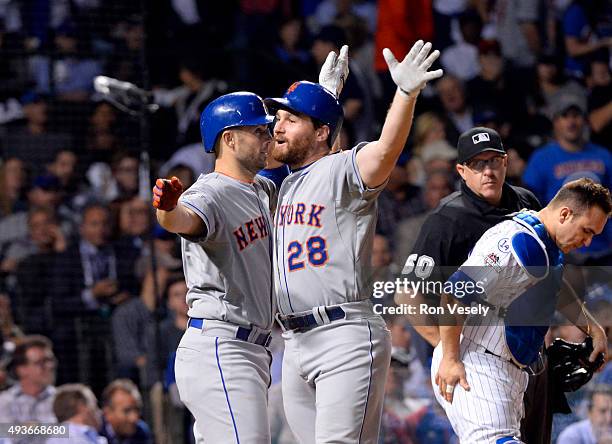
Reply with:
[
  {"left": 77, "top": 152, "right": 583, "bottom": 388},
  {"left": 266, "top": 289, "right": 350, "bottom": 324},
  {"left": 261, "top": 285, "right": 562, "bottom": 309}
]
[
  {"left": 472, "top": 132, "right": 491, "bottom": 144},
  {"left": 497, "top": 238, "right": 510, "bottom": 253},
  {"left": 484, "top": 252, "right": 502, "bottom": 272}
]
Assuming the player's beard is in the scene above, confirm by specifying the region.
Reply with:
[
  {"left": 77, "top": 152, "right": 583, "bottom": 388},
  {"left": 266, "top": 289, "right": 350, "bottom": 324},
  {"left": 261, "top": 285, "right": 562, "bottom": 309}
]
[{"left": 272, "top": 132, "right": 316, "bottom": 168}]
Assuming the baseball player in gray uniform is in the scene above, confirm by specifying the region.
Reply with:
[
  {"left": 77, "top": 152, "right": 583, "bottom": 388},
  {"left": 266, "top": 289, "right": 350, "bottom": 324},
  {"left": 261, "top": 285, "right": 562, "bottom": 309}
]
[
  {"left": 264, "top": 40, "right": 443, "bottom": 443},
  {"left": 152, "top": 92, "right": 276, "bottom": 443},
  {"left": 434, "top": 178, "right": 610, "bottom": 443}
]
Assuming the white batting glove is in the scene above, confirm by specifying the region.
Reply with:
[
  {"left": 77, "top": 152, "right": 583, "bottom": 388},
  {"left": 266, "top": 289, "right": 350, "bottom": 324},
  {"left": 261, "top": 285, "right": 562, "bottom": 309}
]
[
  {"left": 318, "top": 45, "right": 349, "bottom": 98},
  {"left": 383, "top": 40, "right": 443, "bottom": 97}
]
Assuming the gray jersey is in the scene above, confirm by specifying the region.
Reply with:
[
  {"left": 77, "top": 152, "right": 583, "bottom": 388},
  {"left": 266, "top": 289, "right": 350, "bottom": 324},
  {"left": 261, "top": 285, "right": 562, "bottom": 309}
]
[
  {"left": 274, "top": 143, "right": 385, "bottom": 315},
  {"left": 179, "top": 172, "right": 277, "bottom": 330}
]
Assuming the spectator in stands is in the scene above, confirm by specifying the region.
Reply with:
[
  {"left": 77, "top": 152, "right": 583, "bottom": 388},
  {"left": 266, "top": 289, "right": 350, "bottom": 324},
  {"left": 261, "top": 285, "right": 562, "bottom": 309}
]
[
  {"left": 493, "top": 0, "right": 541, "bottom": 70},
  {"left": 83, "top": 102, "right": 121, "bottom": 166},
  {"left": 47, "top": 149, "right": 79, "bottom": 198},
  {"left": 436, "top": 75, "right": 474, "bottom": 145},
  {"left": 522, "top": 93, "right": 612, "bottom": 263},
  {"left": 47, "top": 383, "right": 106, "bottom": 444},
  {"left": 159, "top": 144, "right": 214, "bottom": 180},
  {"left": 406, "top": 112, "right": 447, "bottom": 186},
  {"left": 376, "top": 164, "right": 424, "bottom": 237},
  {"left": 394, "top": 169, "right": 454, "bottom": 265},
  {"left": 379, "top": 359, "right": 417, "bottom": 443},
  {"left": 153, "top": 59, "right": 227, "bottom": 147},
  {"left": 374, "top": 0, "right": 434, "bottom": 106},
  {"left": 29, "top": 21, "right": 102, "bottom": 102},
  {"left": 585, "top": 54, "right": 612, "bottom": 147},
  {"left": 0, "top": 18, "right": 29, "bottom": 101},
  {"left": 82, "top": 151, "right": 140, "bottom": 205},
  {"left": 114, "top": 197, "right": 150, "bottom": 249},
  {"left": 14, "top": 208, "right": 66, "bottom": 336},
  {"left": 557, "top": 383, "right": 612, "bottom": 444},
  {"left": 431, "top": 0, "right": 468, "bottom": 51},
  {"left": 530, "top": 54, "right": 586, "bottom": 118},
  {"left": 522, "top": 54, "right": 585, "bottom": 147},
  {"left": 0, "top": 174, "right": 74, "bottom": 250},
  {"left": 106, "top": 16, "right": 145, "bottom": 85},
  {"left": 408, "top": 138, "right": 456, "bottom": 188},
  {"left": 259, "top": 17, "right": 315, "bottom": 97},
  {"left": 50, "top": 203, "right": 138, "bottom": 391},
  {"left": 466, "top": 40, "right": 526, "bottom": 127},
  {"left": 146, "top": 276, "right": 189, "bottom": 444},
  {"left": 387, "top": 317, "right": 428, "bottom": 401},
  {"left": 101, "top": 379, "right": 153, "bottom": 444},
  {"left": 371, "top": 234, "right": 396, "bottom": 285},
  {"left": 0, "top": 336, "right": 57, "bottom": 424},
  {"left": 562, "top": 0, "right": 612, "bottom": 79},
  {"left": 1, "top": 93, "right": 72, "bottom": 175},
  {"left": 111, "top": 286, "right": 152, "bottom": 385},
  {"left": 406, "top": 398, "right": 459, "bottom": 444},
  {"left": 312, "top": 25, "right": 375, "bottom": 145},
  {"left": 0, "top": 157, "right": 27, "bottom": 217},
  {"left": 440, "top": 9, "right": 482, "bottom": 82},
  {"left": 313, "top": 0, "right": 377, "bottom": 36},
  {"left": 3, "top": 206, "right": 66, "bottom": 275},
  {"left": 134, "top": 224, "right": 181, "bottom": 282},
  {"left": 110, "top": 152, "right": 139, "bottom": 201}
]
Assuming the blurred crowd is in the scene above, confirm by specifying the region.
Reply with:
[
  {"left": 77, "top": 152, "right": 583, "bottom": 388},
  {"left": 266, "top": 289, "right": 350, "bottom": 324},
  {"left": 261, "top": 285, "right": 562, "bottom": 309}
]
[{"left": 0, "top": 0, "right": 611, "bottom": 443}]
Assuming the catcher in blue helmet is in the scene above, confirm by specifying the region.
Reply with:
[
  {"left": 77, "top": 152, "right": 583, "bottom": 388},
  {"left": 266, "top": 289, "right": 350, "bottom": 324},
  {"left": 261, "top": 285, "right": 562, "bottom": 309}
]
[{"left": 151, "top": 91, "right": 278, "bottom": 443}]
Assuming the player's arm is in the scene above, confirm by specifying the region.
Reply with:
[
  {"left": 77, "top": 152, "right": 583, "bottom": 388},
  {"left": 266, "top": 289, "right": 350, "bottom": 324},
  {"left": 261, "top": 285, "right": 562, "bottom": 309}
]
[
  {"left": 153, "top": 177, "right": 206, "bottom": 237},
  {"left": 356, "top": 40, "right": 442, "bottom": 188},
  {"left": 436, "top": 293, "right": 470, "bottom": 403},
  {"left": 556, "top": 276, "right": 607, "bottom": 364}
]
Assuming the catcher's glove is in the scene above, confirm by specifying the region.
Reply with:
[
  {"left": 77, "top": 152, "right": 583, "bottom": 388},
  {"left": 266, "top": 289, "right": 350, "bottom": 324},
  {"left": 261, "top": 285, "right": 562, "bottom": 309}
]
[{"left": 547, "top": 336, "right": 605, "bottom": 392}]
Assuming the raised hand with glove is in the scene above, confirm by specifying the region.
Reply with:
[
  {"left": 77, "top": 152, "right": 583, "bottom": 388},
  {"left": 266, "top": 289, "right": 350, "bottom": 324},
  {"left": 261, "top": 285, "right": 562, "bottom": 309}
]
[
  {"left": 383, "top": 40, "right": 443, "bottom": 98},
  {"left": 319, "top": 44, "right": 349, "bottom": 98},
  {"left": 355, "top": 40, "right": 443, "bottom": 189}
]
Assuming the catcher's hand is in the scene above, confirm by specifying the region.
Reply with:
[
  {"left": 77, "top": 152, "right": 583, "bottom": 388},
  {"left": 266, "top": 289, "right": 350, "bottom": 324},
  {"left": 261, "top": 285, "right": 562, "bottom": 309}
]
[
  {"left": 152, "top": 176, "right": 184, "bottom": 211},
  {"left": 547, "top": 336, "right": 606, "bottom": 392},
  {"left": 319, "top": 45, "right": 349, "bottom": 98},
  {"left": 383, "top": 40, "right": 443, "bottom": 97}
]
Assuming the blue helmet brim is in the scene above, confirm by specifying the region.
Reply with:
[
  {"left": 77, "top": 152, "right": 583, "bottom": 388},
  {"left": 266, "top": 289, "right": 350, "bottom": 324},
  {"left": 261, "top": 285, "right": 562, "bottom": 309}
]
[
  {"left": 264, "top": 98, "right": 296, "bottom": 115},
  {"left": 240, "top": 114, "right": 275, "bottom": 126}
]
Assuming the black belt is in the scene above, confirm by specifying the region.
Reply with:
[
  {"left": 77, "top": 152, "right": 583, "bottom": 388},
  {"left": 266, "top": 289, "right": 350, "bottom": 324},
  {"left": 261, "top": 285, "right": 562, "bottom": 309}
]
[
  {"left": 484, "top": 348, "right": 525, "bottom": 371},
  {"left": 277, "top": 307, "right": 345, "bottom": 332},
  {"left": 188, "top": 318, "right": 271, "bottom": 347}
]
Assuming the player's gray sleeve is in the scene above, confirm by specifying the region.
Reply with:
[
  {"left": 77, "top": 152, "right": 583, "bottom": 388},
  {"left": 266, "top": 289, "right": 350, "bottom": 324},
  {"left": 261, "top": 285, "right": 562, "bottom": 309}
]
[
  {"left": 255, "top": 175, "right": 278, "bottom": 215},
  {"left": 329, "top": 142, "right": 388, "bottom": 213},
  {"left": 178, "top": 176, "right": 222, "bottom": 242}
]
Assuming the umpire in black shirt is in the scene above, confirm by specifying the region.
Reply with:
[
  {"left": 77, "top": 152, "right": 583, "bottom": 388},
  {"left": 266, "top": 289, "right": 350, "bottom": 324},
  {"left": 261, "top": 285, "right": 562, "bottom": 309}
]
[{"left": 404, "top": 127, "right": 564, "bottom": 443}]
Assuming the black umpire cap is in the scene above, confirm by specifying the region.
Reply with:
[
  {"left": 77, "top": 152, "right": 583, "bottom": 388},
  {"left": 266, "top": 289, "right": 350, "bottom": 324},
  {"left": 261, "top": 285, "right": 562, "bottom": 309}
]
[{"left": 457, "top": 127, "right": 505, "bottom": 164}]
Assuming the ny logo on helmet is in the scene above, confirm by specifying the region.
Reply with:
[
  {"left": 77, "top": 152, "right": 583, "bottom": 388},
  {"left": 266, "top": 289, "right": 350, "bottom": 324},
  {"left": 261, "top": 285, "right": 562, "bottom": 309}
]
[
  {"left": 287, "top": 82, "right": 300, "bottom": 94},
  {"left": 472, "top": 133, "right": 491, "bottom": 144}
]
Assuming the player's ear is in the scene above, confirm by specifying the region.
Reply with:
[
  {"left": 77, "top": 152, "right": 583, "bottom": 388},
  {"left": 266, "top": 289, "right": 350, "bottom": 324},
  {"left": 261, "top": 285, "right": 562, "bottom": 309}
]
[
  {"left": 221, "top": 130, "right": 236, "bottom": 150},
  {"left": 315, "top": 125, "right": 330, "bottom": 143},
  {"left": 559, "top": 207, "right": 572, "bottom": 223}
]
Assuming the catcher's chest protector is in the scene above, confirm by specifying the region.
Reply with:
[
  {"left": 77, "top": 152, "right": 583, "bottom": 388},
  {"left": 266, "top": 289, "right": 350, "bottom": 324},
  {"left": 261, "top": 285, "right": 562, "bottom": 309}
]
[{"left": 504, "top": 212, "right": 564, "bottom": 366}]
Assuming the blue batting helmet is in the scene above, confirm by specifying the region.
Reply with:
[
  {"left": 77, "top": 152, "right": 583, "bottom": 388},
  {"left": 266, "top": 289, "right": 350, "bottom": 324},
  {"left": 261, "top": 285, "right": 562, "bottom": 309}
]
[
  {"left": 200, "top": 92, "right": 274, "bottom": 153},
  {"left": 265, "top": 81, "right": 344, "bottom": 146}
]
